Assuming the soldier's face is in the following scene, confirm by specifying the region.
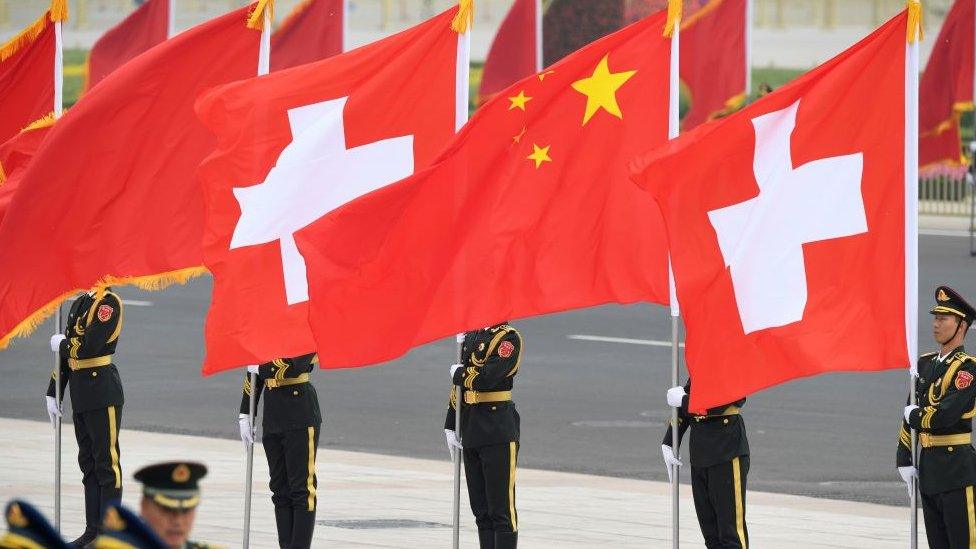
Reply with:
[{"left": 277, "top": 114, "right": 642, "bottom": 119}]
[
  {"left": 933, "top": 314, "right": 962, "bottom": 344},
  {"left": 140, "top": 498, "right": 196, "bottom": 549}
]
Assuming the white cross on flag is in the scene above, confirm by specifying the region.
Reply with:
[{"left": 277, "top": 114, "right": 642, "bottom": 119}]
[
  {"left": 196, "top": 7, "right": 468, "bottom": 374},
  {"left": 631, "top": 9, "right": 919, "bottom": 411}
]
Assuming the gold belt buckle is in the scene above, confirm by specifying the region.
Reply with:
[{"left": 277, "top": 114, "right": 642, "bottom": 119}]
[
  {"left": 920, "top": 433, "right": 931, "bottom": 448},
  {"left": 265, "top": 379, "right": 279, "bottom": 389},
  {"left": 464, "top": 392, "right": 477, "bottom": 405}
]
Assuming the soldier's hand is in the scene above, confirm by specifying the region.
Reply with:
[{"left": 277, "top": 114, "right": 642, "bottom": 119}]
[
  {"left": 45, "top": 396, "right": 61, "bottom": 428},
  {"left": 238, "top": 413, "right": 254, "bottom": 444},
  {"left": 444, "top": 428, "right": 463, "bottom": 459},
  {"left": 246, "top": 365, "right": 260, "bottom": 375},
  {"left": 49, "top": 334, "right": 66, "bottom": 353},
  {"left": 898, "top": 466, "right": 917, "bottom": 499},
  {"left": 666, "top": 386, "right": 686, "bottom": 408},
  {"left": 661, "top": 445, "right": 683, "bottom": 482}
]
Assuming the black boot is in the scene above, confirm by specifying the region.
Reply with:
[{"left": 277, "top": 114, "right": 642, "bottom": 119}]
[
  {"left": 478, "top": 529, "right": 495, "bottom": 549},
  {"left": 82, "top": 480, "right": 100, "bottom": 533},
  {"left": 274, "top": 506, "right": 294, "bottom": 548},
  {"left": 495, "top": 531, "right": 517, "bottom": 549},
  {"left": 69, "top": 528, "right": 98, "bottom": 548},
  {"left": 290, "top": 508, "right": 316, "bottom": 548}
]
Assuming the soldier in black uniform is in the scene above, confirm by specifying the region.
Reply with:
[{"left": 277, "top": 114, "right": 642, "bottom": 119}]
[
  {"left": 238, "top": 353, "right": 321, "bottom": 549},
  {"left": 0, "top": 499, "right": 68, "bottom": 548},
  {"left": 898, "top": 286, "right": 976, "bottom": 549},
  {"left": 444, "top": 323, "right": 522, "bottom": 549},
  {"left": 45, "top": 288, "right": 125, "bottom": 547},
  {"left": 661, "top": 380, "right": 749, "bottom": 549}
]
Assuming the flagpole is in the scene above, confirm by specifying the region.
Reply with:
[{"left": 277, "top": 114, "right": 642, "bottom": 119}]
[
  {"left": 534, "top": 0, "right": 543, "bottom": 72},
  {"left": 745, "top": 0, "right": 752, "bottom": 95},
  {"left": 667, "top": 5, "right": 681, "bottom": 548},
  {"left": 905, "top": 3, "right": 921, "bottom": 548},
  {"left": 167, "top": 0, "right": 175, "bottom": 39},
  {"left": 242, "top": 8, "right": 272, "bottom": 549},
  {"left": 53, "top": 4, "right": 64, "bottom": 532},
  {"left": 452, "top": 335, "right": 464, "bottom": 549},
  {"left": 342, "top": 0, "right": 349, "bottom": 52}
]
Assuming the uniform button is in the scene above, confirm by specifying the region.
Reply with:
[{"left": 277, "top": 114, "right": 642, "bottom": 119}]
[
  {"left": 949, "top": 446, "right": 955, "bottom": 452},
  {"left": 91, "top": 372, "right": 98, "bottom": 377},
  {"left": 723, "top": 419, "right": 729, "bottom": 425},
  {"left": 293, "top": 390, "right": 299, "bottom": 396},
  {"left": 491, "top": 406, "right": 497, "bottom": 411}
]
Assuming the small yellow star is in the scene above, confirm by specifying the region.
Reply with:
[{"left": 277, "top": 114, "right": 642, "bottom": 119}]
[
  {"left": 538, "top": 70, "right": 556, "bottom": 82},
  {"left": 570, "top": 54, "right": 637, "bottom": 126},
  {"left": 527, "top": 144, "right": 552, "bottom": 169},
  {"left": 508, "top": 90, "right": 533, "bottom": 111},
  {"left": 512, "top": 126, "right": 527, "bottom": 144}
]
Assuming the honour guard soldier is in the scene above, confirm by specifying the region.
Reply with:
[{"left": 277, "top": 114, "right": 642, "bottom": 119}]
[
  {"left": 0, "top": 499, "right": 68, "bottom": 548},
  {"left": 128, "top": 462, "right": 215, "bottom": 549},
  {"left": 662, "top": 380, "right": 749, "bottom": 549},
  {"left": 238, "top": 354, "right": 321, "bottom": 549},
  {"left": 444, "top": 323, "right": 523, "bottom": 549},
  {"left": 44, "top": 288, "right": 125, "bottom": 547},
  {"left": 898, "top": 286, "right": 976, "bottom": 549}
]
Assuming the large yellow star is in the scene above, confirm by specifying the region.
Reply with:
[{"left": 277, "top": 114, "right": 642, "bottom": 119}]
[
  {"left": 527, "top": 144, "right": 552, "bottom": 169},
  {"left": 508, "top": 90, "right": 533, "bottom": 111},
  {"left": 570, "top": 55, "right": 637, "bottom": 126}
]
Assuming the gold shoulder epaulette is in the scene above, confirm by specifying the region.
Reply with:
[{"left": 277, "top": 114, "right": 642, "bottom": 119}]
[
  {"left": 954, "top": 351, "right": 975, "bottom": 364},
  {"left": 920, "top": 351, "right": 938, "bottom": 358}
]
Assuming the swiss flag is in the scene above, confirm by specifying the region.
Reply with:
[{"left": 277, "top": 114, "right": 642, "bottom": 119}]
[
  {"left": 195, "top": 7, "right": 465, "bottom": 374},
  {"left": 631, "top": 11, "right": 915, "bottom": 411}
]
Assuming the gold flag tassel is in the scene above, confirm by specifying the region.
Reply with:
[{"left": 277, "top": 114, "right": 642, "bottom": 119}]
[
  {"left": 49, "top": 0, "right": 69, "bottom": 22},
  {"left": 0, "top": 0, "right": 67, "bottom": 63},
  {"left": 907, "top": 0, "right": 923, "bottom": 44},
  {"left": 246, "top": 0, "right": 276, "bottom": 31},
  {"left": 451, "top": 0, "right": 475, "bottom": 34},
  {"left": 663, "top": 0, "right": 682, "bottom": 38}
]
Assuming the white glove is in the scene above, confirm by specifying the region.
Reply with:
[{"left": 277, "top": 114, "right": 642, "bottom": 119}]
[
  {"left": 45, "top": 396, "right": 61, "bottom": 428},
  {"left": 450, "top": 364, "right": 463, "bottom": 381},
  {"left": 238, "top": 413, "right": 253, "bottom": 444},
  {"left": 444, "top": 428, "right": 463, "bottom": 458},
  {"left": 661, "top": 445, "right": 683, "bottom": 482},
  {"left": 456, "top": 333, "right": 466, "bottom": 344},
  {"left": 49, "top": 334, "right": 66, "bottom": 353},
  {"left": 904, "top": 405, "right": 919, "bottom": 423},
  {"left": 666, "top": 386, "right": 686, "bottom": 408},
  {"left": 898, "top": 466, "right": 917, "bottom": 499},
  {"left": 909, "top": 363, "right": 918, "bottom": 378},
  {"left": 246, "top": 365, "right": 260, "bottom": 375}
]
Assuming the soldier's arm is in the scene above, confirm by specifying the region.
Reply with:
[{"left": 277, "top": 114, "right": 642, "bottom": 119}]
[
  {"left": 45, "top": 356, "right": 71, "bottom": 402},
  {"left": 444, "top": 387, "right": 458, "bottom": 430},
  {"left": 453, "top": 331, "right": 521, "bottom": 391},
  {"left": 239, "top": 368, "right": 265, "bottom": 416},
  {"left": 63, "top": 292, "right": 123, "bottom": 359},
  {"left": 661, "top": 387, "right": 690, "bottom": 448},
  {"left": 907, "top": 359, "right": 976, "bottom": 431}
]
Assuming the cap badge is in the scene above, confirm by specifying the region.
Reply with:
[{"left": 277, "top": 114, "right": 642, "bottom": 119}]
[{"left": 172, "top": 464, "right": 191, "bottom": 483}]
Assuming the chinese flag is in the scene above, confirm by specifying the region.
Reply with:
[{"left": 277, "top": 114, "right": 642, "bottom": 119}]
[
  {"left": 0, "top": 116, "right": 54, "bottom": 227},
  {"left": 296, "top": 9, "right": 673, "bottom": 368},
  {"left": 84, "top": 0, "right": 168, "bottom": 91},
  {"left": 0, "top": 2, "right": 66, "bottom": 145},
  {"left": 918, "top": 0, "right": 973, "bottom": 170},
  {"left": 478, "top": 0, "right": 538, "bottom": 104},
  {"left": 271, "top": 0, "right": 344, "bottom": 71},
  {"left": 0, "top": 5, "right": 264, "bottom": 348},
  {"left": 195, "top": 8, "right": 464, "bottom": 374},
  {"left": 631, "top": 12, "right": 913, "bottom": 411}
]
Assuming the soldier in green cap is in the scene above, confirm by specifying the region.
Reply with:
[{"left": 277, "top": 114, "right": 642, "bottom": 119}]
[{"left": 0, "top": 499, "right": 68, "bottom": 549}]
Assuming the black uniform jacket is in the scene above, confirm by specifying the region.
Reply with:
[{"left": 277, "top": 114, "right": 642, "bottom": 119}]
[
  {"left": 240, "top": 353, "right": 321, "bottom": 435},
  {"left": 46, "top": 290, "right": 124, "bottom": 414},
  {"left": 662, "top": 380, "right": 749, "bottom": 469},
  {"left": 898, "top": 347, "right": 976, "bottom": 495},
  {"left": 444, "top": 324, "right": 522, "bottom": 449}
]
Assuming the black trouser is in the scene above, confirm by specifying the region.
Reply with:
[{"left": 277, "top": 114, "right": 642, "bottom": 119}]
[
  {"left": 922, "top": 486, "right": 976, "bottom": 548},
  {"left": 463, "top": 441, "right": 518, "bottom": 549},
  {"left": 74, "top": 406, "right": 122, "bottom": 532},
  {"left": 690, "top": 455, "right": 749, "bottom": 549},
  {"left": 264, "top": 425, "right": 319, "bottom": 549}
]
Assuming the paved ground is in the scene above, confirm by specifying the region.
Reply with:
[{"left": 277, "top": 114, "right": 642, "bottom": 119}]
[
  {"left": 0, "top": 232, "right": 973, "bottom": 509},
  {"left": 0, "top": 418, "right": 923, "bottom": 548}
]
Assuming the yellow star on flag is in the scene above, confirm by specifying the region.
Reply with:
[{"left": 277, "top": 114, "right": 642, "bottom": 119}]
[
  {"left": 570, "top": 54, "right": 637, "bottom": 126},
  {"left": 538, "top": 70, "right": 556, "bottom": 82},
  {"left": 512, "top": 126, "right": 527, "bottom": 144},
  {"left": 527, "top": 144, "right": 552, "bottom": 169},
  {"left": 508, "top": 90, "right": 533, "bottom": 111}
]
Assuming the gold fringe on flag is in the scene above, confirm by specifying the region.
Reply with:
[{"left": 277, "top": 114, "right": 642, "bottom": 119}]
[
  {"left": 0, "top": 112, "right": 58, "bottom": 185},
  {"left": 246, "top": 0, "right": 276, "bottom": 30},
  {"left": 49, "top": 0, "right": 69, "bottom": 23},
  {"left": 0, "top": 266, "right": 209, "bottom": 350},
  {"left": 451, "top": 0, "right": 475, "bottom": 34},
  {"left": 0, "top": 164, "right": 6, "bottom": 186},
  {"left": 907, "top": 0, "right": 923, "bottom": 43},
  {"left": 663, "top": 0, "right": 682, "bottom": 37},
  {"left": 1, "top": 12, "right": 51, "bottom": 63}
]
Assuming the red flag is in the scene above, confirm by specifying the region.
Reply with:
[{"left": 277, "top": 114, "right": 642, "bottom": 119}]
[
  {"left": 478, "top": 0, "right": 539, "bottom": 104},
  {"left": 271, "top": 0, "right": 345, "bottom": 71},
  {"left": 919, "top": 0, "right": 973, "bottom": 170},
  {"left": 631, "top": 11, "right": 915, "bottom": 411},
  {"left": 679, "top": 0, "right": 747, "bottom": 129},
  {"left": 0, "top": 115, "right": 55, "bottom": 226},
  {"left": 295, "top": 9, "right": 673, "bottom": 368},
  {"left": 84, "top": 0, "right": 168, "bottom": 92},
  {"left": 0, "top": 1, "right": 66, "bottom": 145},
  {"left": 0, "top": 5, "right": 263, "bottom": 348},
  {"left": 195, "top": 8, "right": 465, "bottom": 374}
]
